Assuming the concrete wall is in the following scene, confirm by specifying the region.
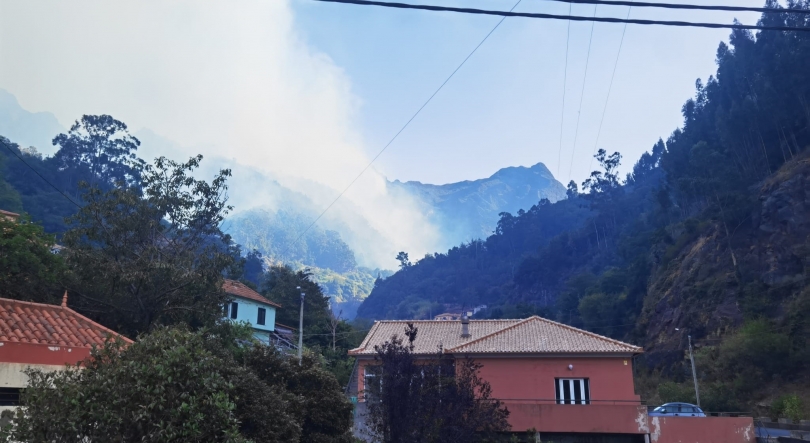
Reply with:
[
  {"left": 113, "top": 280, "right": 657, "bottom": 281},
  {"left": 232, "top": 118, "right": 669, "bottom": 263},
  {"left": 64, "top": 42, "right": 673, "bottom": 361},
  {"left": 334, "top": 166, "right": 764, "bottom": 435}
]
[
  {"left": 0, "top": 342, "right": 92, "bottom": 366},
  {"left": 507, "top": 403, "right": 649, "bottom": 434},
  {"left": 0, "top": 362, "right": 66, "bottom": 388},
  {"left": 649, "top": 416, "right": 755, "bottom": 443},
  {"left": 472, "top": 356, "right": 639, "bottom": 403},
  {"left": 226, "top": 296, "right": 276, "bottom": 333}
]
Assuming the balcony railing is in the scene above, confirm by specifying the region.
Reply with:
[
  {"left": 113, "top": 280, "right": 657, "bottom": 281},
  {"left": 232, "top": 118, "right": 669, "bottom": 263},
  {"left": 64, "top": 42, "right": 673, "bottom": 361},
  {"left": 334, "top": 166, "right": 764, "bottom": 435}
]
[{"left": 491, "top": 398, "right": 645, "bottom": 406}]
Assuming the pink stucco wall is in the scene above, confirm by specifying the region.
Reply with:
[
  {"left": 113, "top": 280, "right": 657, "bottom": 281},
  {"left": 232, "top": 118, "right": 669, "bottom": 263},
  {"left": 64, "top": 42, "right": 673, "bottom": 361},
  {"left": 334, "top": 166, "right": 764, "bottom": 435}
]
[{"left": 649, "top": 416, "right": 755, "bottom": 443}]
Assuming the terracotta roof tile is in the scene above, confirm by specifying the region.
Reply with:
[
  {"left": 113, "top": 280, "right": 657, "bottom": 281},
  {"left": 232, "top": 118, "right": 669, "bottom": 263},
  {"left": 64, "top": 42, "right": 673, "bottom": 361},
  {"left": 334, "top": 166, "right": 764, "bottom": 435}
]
[
  {"left": 349, "top": 316, "right": 642, "bottom": 356},
  {"left": 222, "top": 279, "right": 281, "bottom": 308},
  {"left": 0, "top": 298, "right": 132, "bottom": 348}
]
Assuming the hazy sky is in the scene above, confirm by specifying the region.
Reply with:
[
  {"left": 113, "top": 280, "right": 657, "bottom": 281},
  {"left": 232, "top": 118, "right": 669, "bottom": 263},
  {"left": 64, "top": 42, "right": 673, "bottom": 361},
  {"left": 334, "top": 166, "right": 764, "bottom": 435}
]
[{"left": 0, "top": 0, "right": 763, "bottom": 189}]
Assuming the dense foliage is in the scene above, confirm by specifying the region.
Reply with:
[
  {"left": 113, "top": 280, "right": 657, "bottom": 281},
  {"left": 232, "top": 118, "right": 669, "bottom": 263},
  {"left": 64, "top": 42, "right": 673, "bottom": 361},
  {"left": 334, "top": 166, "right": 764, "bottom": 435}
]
[
  {"left": 2, "top": 325, "right": 353, "bottom": 443},
  {"left": 0, "top": 214, "right": 66, "bottom": 303},
  {"left": 364, "top": 324, "right": 510, "bottom": 443},
  {"left": 62, "top": 154, "right": 239, "bottom": 336}
]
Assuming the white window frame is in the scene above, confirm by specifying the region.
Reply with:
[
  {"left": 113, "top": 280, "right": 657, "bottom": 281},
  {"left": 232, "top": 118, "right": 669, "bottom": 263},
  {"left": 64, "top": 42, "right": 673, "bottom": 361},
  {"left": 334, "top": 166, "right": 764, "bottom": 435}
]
[{"left": 555, "top": 378, "right": 590, "bottom": 405}]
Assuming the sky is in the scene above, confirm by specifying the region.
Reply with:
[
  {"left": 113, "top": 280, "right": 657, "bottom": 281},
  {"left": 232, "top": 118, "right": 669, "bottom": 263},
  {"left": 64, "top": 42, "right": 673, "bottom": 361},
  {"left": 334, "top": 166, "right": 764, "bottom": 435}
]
[
  {"left": 0, "top": 0, "right": 767, "bottom": 265},
  {"left": 0, "top": 0, "right": 765, "bottom": 187}
]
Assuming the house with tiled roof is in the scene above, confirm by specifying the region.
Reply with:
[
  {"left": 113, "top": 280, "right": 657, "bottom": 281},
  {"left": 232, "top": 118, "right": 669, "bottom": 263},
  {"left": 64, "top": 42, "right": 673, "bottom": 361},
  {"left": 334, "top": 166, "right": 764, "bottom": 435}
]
[
  {"left": 348, "top": 316, "right": 755, "bottom": 443},
  {"left": 222, "top": 279, "right": 294, "bottom": 350},
  {"left": 349, "top": 316, "right": 647, "bottom": 440},
  {"left": 0, "top": 293, "right": 132, "bottom": 411}
]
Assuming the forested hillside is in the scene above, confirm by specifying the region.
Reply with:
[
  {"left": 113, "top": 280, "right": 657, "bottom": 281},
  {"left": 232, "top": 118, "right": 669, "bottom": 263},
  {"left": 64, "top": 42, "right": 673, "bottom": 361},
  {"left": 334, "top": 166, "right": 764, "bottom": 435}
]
[{"left": 360, "top": 3, "right": 810, "bottom": 411}]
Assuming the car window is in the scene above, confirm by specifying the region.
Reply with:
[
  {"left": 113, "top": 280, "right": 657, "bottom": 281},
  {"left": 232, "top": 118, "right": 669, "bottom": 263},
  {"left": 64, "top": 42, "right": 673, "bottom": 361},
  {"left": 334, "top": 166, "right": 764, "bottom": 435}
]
[{"left": 653, "top": 406, "right": 665, "bottom": 412}]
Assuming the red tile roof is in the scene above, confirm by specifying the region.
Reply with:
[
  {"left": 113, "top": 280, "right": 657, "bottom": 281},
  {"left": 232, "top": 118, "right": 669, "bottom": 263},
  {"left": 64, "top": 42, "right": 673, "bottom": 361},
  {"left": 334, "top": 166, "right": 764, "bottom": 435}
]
[
  {"left": 223, "top": 279, "right": 281, "bottom": 308},
  {"left": 0, "top": 296, "right": 132, "bottom": 347},
  {"left": 349, "top": 316, "right": 642, "bottom": 356}
]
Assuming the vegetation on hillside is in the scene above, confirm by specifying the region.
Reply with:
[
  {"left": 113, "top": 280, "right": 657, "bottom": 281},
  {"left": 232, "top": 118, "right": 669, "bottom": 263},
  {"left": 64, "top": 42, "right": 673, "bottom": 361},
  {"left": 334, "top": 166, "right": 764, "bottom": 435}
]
[{"left": 361, "top": 3, "right": 810, "bottom": 412}]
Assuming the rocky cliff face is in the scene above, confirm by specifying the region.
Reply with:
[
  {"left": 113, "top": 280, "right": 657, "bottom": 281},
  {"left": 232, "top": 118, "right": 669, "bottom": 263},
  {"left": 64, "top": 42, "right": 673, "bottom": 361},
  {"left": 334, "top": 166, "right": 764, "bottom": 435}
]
[
  {"left": 388, "top": 162, "right": 566, "bottom": 247},
  {"left": 640, "top": 154, "right": 810, "bottom": 368}
]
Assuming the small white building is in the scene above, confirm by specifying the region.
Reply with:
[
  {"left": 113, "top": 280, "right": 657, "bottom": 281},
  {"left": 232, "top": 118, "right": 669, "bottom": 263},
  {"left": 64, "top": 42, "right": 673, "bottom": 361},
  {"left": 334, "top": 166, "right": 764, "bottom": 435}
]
[{"left": 222, "top": 280, "right": 295, "bottom": 349}]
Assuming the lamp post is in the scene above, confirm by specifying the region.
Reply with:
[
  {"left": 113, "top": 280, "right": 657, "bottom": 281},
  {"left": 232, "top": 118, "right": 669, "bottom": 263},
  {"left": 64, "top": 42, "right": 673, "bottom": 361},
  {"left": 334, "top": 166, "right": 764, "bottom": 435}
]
[
  {"left": 296, "top": 286, "right": 305, "bottom": 366},
  {"left": 676, "top": 328, "right": 700, "bottom": 406}
]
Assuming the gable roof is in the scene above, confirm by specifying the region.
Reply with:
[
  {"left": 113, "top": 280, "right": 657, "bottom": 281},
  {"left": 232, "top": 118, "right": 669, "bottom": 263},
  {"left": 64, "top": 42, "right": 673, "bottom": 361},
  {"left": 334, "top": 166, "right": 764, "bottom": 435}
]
[
  {"left": 348, "top": 316, "right": 642, "bottom": 356},
  {"left": 223, "top": 279, "right": 281, "bottom": 308},
  {"left": 0, "top": 296, "right": 133, "bottom": 348}
]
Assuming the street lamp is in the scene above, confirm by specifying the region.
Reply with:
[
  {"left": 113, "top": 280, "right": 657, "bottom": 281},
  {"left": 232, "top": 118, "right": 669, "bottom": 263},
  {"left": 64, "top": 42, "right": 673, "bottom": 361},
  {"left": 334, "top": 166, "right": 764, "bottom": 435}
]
[
  {"left": 296, "top": 286, "right": 305, "bottom": 366},
  {"left": 676, "top": 328, "right": 700, "bottom": 406}
]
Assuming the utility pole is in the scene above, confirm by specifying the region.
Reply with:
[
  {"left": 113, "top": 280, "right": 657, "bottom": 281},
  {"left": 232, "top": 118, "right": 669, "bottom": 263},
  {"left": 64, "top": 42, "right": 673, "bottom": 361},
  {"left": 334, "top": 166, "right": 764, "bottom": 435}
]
[
  {"left": 297, "top": 286, "right": 305, "bottom": 366},
  {"left": 688, "top": 335, "right": 700, "bottom": 407}
]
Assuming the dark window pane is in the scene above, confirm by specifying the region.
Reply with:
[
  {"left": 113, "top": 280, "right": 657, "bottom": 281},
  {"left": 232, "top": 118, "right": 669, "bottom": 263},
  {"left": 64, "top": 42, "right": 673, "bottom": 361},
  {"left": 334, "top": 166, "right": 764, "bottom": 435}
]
[
  {"left": 555, "top": 379, "right": 562, "bottom": 404},
  {"left": 573, "top": 379, "right": 582, "bottom": 402},
  {"left": 257, "top": 308, "right": 266, "bottom": 325},
  {"left": 563, "top": 379, "right": 571, "bottom": 404},
  {"left": 230, "top": 302, "right": 238, "bottom": 319},
  {"left": 584, "top": 378, "right": 590, "bottom": 404},
  {"left": 0, "top": 388, "right": 21, "bottom": 406}
]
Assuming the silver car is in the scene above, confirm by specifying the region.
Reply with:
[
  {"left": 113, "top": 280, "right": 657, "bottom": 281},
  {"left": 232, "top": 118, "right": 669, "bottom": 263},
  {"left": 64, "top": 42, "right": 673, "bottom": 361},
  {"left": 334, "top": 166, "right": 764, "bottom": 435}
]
[{"left": 649, "top": 402, "right": 706, "bottom": 417}]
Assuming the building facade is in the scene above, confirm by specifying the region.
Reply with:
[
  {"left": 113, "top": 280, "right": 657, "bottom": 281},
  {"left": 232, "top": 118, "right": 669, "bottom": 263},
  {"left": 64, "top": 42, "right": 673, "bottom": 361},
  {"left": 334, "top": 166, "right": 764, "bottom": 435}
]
[
  {"left": 348, "top": 316, "right": 754, "bottom": 443},
  {"left": 222, "top": 280, "right": 295, "bottom": 349}
]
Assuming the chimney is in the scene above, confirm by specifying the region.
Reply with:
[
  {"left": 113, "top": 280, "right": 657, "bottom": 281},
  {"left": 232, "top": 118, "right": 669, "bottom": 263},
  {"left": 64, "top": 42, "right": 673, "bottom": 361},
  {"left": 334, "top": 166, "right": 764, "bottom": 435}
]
[
  {"left": 461, "top": 315, "right": 470, "bottom": 338},
  {"left": 61, "top": 290, "right": 68, "bottom": 308}
]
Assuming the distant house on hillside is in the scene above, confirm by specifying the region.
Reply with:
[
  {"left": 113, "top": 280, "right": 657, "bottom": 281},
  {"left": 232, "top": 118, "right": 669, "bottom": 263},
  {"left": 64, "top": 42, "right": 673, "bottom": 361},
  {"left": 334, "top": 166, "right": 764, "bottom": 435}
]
[
  {"left": 222, "top": 279, "right": 295, "bottom": 350},
  {"left": 0, "top": 210, "right": 19, "bottom": 222},
  {"left": 348, "top": 316, "right": 755, "bottom": 443},
  {"left": 0, "top": 294, "right": 132, "bottom": 411}
]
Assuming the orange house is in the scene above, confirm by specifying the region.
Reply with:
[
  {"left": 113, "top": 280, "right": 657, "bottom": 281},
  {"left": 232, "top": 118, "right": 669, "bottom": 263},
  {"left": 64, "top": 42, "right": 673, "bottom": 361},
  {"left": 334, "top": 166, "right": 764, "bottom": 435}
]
[
  {"left": 348, "top": 316, "right": 755, "bottom": 443},
  {"left": 349, "top": 316, "right": 646, "bottom": 441}
]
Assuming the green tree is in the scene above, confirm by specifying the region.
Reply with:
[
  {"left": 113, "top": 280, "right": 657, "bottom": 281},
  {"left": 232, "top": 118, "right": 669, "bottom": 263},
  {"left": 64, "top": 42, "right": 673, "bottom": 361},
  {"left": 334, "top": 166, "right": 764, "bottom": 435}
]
[
  {"left": 51, "top": 114, "right": 144, "bottom": 188},
  {"left": 0, "top": 214, "right": 66, "bottom": 303},
  {"left": 5, "top": 327, "right": 248, "bottom": 443},
  {"left": 395, "top": 251, "right": 411, "bottom": 270},
  {"left": 63, "top": 155, "right": 238, "bottom": 336}
]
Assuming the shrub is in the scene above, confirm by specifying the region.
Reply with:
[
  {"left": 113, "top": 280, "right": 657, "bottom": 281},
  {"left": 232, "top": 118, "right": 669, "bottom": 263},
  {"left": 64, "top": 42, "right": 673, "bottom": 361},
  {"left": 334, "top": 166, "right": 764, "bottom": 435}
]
[{"left": 772, "top": 394, "right": 805, "bottom": 422}]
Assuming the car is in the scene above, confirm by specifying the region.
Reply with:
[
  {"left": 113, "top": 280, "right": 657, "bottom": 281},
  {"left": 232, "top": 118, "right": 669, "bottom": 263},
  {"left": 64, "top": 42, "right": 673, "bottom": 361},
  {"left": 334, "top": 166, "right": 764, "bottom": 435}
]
[{"left": 649, "top": 402, "right": 706, "bottom": 417}]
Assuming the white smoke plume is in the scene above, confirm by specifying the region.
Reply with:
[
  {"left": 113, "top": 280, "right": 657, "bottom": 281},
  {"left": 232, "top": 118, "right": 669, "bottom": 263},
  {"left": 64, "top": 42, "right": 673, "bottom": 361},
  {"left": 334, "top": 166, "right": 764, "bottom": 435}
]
[{"left": 0, "top": 0, "right": 440, "bottom": 268}]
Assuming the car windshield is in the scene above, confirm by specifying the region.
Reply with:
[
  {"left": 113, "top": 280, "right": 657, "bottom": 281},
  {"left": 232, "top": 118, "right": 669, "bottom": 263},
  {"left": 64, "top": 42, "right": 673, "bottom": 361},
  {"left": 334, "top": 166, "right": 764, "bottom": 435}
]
[{"left": 653, "top": 406, "right": 666, "bottom": 412}]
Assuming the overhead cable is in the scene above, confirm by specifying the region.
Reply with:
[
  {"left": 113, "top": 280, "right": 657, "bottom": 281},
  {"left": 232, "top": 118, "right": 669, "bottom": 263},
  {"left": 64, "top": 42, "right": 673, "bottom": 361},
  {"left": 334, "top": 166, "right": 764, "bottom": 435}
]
[
  {"left": 590, "top": 5, "right": 632, "bottom": 173},
  {"left": 279, "top": 0, "right": 523, "bottom": 257},
  {"left": 315, "top": 0, "right": 810, "bottom": 32},
  {"left": 567, "top": 5, "right": 599, "bottom": 180},
  {"left": 556, "top": 3, "right": 572, "bottom": 177},
  {"left": 544, "top": 0, "right": 810, "bottom": 15},
  {"left": 550, "top": 0, "right": 810, "bottom": 14},
  {"left": 1, "top": 143, "right": 82, "bottom": 209}
]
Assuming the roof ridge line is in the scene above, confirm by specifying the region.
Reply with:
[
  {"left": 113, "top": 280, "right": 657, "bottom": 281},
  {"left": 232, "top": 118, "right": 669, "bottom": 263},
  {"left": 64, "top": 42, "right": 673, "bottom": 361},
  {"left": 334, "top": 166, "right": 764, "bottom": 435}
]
[
  {"left": 445, "top": 316, "right": 537, "bottom": 352},
  {"left": 0, "top": 297, "right": 133, "bottom": 345},
  {"left": 62, "top": 306, "right": 134, "bottom": 344},
  {"left": 348, "top": 321, "right": 382, "bottom": 354},
  {"left": 533, "top": 316, "right": 642, "bottom": 351}
]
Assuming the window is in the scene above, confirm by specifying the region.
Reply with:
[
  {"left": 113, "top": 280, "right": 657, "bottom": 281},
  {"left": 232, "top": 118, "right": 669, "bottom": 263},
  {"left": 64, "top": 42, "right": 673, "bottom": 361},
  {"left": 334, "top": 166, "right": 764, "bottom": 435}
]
[
  {"left": 230, "top": 302, "right": 238, "bottom": 319},
  {"left": 555, "top": 378, "right": 590, "bottom": 405},
  {"left": 0, "top": 388, "right": 21, "bottom": 406},
  {"left": 257, "top": 307, "right": 266, "bottom": 325}
]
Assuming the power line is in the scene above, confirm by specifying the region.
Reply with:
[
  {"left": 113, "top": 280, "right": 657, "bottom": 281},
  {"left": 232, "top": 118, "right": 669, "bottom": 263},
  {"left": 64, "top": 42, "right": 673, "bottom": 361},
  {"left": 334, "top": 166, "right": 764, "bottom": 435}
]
[
  {"left": 567, "top": 4, "right": 598, "bottom": 180},
  {"left": 1, "top": 143, "right": 81, "bottom": 209},
  {"left": 545, "top": 0, "right": 810, "bottom": 15},
  {"left": 315, "top": 0, "right": 810, "bottom": 32},
  {"left": 556, "top": 3, "right": 572, "bottom": 177},
  {"left": 281, "top": 0, "right": 523, "bottom": 257},
  {"left": 590, "top": 4, "right": 632, "bottom": 173}
]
